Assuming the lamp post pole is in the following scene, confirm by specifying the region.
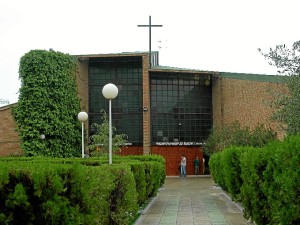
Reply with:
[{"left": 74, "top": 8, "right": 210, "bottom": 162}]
[
  {"left": 108, "top": 99, "right": 113, "bottom": 164},
  {"left": 78, "top": 112, "right": 88, "bottom": 158},
  {"left": 102, "top": 83, "right": 118, "bottom": 164}
]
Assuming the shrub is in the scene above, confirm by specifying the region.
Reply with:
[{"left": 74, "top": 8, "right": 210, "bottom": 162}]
[
  {"left": 262, "top": 136, "right": 300, "bottom": 225},
  {"left": 0, "top": 162, "right": 139, "bottom": 225},
  {"left": 240, "top": 148, "right": 272, "bottom": 225},
  {"left": 209, "top": 152, "right": 225, "bottom": 188},
  {"left": 210, "top": 135, "right": 300, "bottom": 225},
  {"left": 127, "top": 162, "right": 147, "bottom": 205},
  {"left": 106, "top": 165, "right": 138, "bottom": 225},
  {"left": 0, "top": 155, "right": 165, "bottom": 224},
  {"left": 220, "top": 146, "right": 252, "bottom": 201},
  {"left": 205, "top": 121, "right": 277, "bottom": 155}
]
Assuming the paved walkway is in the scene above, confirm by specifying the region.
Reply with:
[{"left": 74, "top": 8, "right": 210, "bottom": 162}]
[{"left": 135, "top": 176, "right": 254, "bottom": 225}]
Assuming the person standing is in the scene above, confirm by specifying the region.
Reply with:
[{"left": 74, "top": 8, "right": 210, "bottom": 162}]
[
  {"left": 180, "top": 155, "right": 187, "bottom": 177},
  {"left": 194, "top": 156, "right": 199, "bottom": 175},
  {"left": 203, "top": 157, "right": 206, "bottom": 175}
]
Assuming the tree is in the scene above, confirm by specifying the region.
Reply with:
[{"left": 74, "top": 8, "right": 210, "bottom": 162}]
[
  {"left": 13, "top": 49, "right": 82, "bottom": 157},
  {"left": 88, "top": 110, "right": 128, "bottom": 156},
  {"left": 259, "top": 41, "right": 300, "bottom": 135}
]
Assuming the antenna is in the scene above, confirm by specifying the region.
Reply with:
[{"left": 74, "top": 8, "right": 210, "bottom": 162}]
[{"left": 0, "top": 98, "right": 9, "bottom": 105}]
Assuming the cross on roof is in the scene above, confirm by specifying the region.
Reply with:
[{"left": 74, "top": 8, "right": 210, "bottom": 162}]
[{"left": 138, "top": 16, "right": 163, "bottom": 68}]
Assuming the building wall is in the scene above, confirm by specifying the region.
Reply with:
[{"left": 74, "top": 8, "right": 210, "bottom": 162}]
[
  {"left": 142, "top": 55, "right": 151, "bottom": 154},
  {"left": 119, "top": 146, "right": 144, "bottom": 156},
  {"left": 120, "top": 145, "right": 204, "bottom": 176},
  {"left": 0, "top": 105, "right": 22, "bottom": 156},
  {"left": 76, "top": 60, "right": 89, "bottom": 133},
  {"left": 1, "top": 53, "right": 287, "bottom": 177},
  {"left": 212, "top": 76, "right": 285, "bottom": 138},
  {"left": 152, "top": 146, "right": 204, "bottom": 176}
]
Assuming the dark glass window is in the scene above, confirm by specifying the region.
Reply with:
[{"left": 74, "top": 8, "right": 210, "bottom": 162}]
[
  {"left": 89, "top": 57, "right": 143, "bottom": 145},
  {"left": 150, "top": 73, "right": 212, "bottom": 145}
]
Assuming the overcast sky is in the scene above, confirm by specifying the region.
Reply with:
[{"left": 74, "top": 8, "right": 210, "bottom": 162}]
[{"left": 1, "top": 0, "right": 299, "bottom": 104}]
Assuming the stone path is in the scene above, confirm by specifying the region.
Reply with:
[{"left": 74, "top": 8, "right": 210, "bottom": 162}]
[{"left": 135, "top": 176, "right": 254, "bottom": 225}]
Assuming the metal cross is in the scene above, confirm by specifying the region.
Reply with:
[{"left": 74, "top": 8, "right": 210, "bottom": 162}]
[{"left": 138, "top": 16, "right": 163, "bottom": 68}]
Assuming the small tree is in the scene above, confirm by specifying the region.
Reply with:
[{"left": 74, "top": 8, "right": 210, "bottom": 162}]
[
  {"left": 205, "top": 121, "right": 277, "bottom": 155},
  {"left": 258, "top": 40, "right": 300, "bottom": 135},
  {"left": 88, "top": 110, "right": 128, "bottom": 156}
]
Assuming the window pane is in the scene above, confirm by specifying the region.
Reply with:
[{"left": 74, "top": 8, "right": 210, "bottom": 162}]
[
  {"left": 150, "top": 73, "right": 212, "bottom": 145},
  {"left": 89, "top": 57, "right": 143, "bottom": 145}
]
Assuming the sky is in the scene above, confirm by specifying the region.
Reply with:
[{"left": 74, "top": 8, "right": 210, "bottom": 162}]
[{"left": 1, "top": 0, "right": 299, "bottom": 105}]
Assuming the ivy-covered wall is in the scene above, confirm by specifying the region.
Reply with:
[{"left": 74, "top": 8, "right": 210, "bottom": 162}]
[{"left": 13, "top": 49, "right": 82, "bottom": 157}]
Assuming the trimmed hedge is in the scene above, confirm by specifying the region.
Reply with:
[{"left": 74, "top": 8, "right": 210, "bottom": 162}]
[
  {"left": 209, "top": 136, "right": 300, "bottom": 225},
  {"left": 220, "top": 146, "right": 250, "bottom": 201},
  {"left": 261, "top": 136, "right": 300, "bottom": 225},
  {"left": 127, "top": 162, "right": 147, "bottom": 205},
  {"left": 240, "top": 148, "right": 272, "bottom": 224},
  {"left": 0, "top": 155, "right": 166, "bottom": 224},
  {"left": 208, "top": 151, "right": 225, "bottom": 188}
]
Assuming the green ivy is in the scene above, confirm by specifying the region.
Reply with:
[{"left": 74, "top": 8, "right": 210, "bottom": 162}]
[{"left": 13, "top": 49, "right": 81, "bottom": 157}]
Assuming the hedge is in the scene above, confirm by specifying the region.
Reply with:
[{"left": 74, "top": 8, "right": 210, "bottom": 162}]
[
  {"left": 261, "top": 136, "right": 300, "bottom": 225},
  {"left": 0, "top": 155, "right": 166, "bottom": 224},
  {"left": 220, "top": 146, "right": 251, "bottom": 201},
  {"left": 240, "top": 147, "right": 272, "bottom": 224},
  {"left": 209, "top": 136, "right": 300, "bottom": 225}
]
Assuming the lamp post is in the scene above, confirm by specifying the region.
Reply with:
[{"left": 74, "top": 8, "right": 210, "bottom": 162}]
[
  {"left": 78, "top": 112, "right": 88, "bottom": 158},
  {"left": 102, "top": 83, "right": 118, "bottom": 164},
  {"left": 40, "top": 134, "right": 45, "bottom": 140}
]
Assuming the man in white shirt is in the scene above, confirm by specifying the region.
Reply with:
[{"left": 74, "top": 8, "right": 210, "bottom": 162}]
[{"left": 180, "top": 155, "right": 187, "bottom": 177}]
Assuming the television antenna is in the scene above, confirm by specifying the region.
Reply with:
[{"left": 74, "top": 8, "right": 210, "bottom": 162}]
[{"left": 0, "top": 98, "right": 9, "bottom": 105}]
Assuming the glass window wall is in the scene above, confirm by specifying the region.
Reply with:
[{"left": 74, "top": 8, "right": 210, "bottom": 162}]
[
  {"left": 150, "top": 73, "right": 212, "bottom": 145},
  {"left": 89, "top": 57, "right": 143, "bottom": 145}
]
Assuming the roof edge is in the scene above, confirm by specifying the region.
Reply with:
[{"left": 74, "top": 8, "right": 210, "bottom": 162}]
[{"left": 219, "top": 72, "right": 285, "bottom": 83}]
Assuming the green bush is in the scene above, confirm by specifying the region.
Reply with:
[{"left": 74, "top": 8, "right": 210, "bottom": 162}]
[
  {"left": 205, "top": 121, "right": 277, "bottom": 155},
  {"left": 128, "top": 162, "right": 147, "bottom": 205},
  {"left": 210, "top": 137, "right": 300, "bottom": 225},
  {"left": 209, "top": 152, "right": 225, "bottom": 188},
  {"left": 262, "top": 136, "right": 300, "bottom": 225},
  {"left": 220, "top": 146, "right": 251, "bottom": 201},
  {"left": 0, "top": 163, "right": 84, "bottom": 224},
  {"left": 0, "top": 162, "right": 138, "bottom": 225},
  {"left": 106, "top": 165, "right": 138, "bottom": 225},
  {"left": 210, "top": 146, "right": 255, "bottom": 201},
  {"left": 0, "top": 155, "right": 166, "bottom": 224},
  {"left": 143, "top": 161, "right": 165, "bottom": 198},
  {"left": 114, "top": 154, "right": 166, "bottom": 197},
  {"left": 240, "top": 148, "right": 272, "bottom": 225},
  {"left": 125, "top": 154, "right": 166, "bottom": 165}
]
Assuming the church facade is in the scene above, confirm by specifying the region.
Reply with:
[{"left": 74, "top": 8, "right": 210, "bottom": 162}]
[
  {"left": 0, "top": 51, "right": 284, "bottom": 175},
  {"left": 75, "top": 51, "right": 284, "bottom": 175}
]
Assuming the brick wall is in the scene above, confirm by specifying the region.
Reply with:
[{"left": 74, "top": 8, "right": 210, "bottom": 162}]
[
  {"left": 212, "top": 77, "right": 286, "bottom": 138},
  {"left": 142, "top": 55, "right": 151, "bottom": 154},
  {"left": 0, "top": 105, "right": 22, "bottom": 156},
  {"left": 76, "top": 61, "right": 89, "bottom": 136},
  {"left": 119, "top": 146, "right": 144, "bottom": 155},
  {"left": 119, "top": 146, "right": 204, "bottom": 176},
  {"left": 77, "top": 60, "right": 89, "bottom": 112},
  {"left": 152, "top": 146, "right": 204, "bottom": 176}
]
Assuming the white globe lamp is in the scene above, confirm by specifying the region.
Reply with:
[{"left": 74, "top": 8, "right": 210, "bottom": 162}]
[
  {"left": 102, "top": 83, "right": 118, "bottom": 164},
  {"left": 78, "top": 111, "right": 88, "bottom": 158}
]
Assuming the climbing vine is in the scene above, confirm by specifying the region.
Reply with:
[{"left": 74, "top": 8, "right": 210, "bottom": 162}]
[{"left": 13, "top": 49, "right": 81, "bottom": 157}]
